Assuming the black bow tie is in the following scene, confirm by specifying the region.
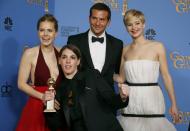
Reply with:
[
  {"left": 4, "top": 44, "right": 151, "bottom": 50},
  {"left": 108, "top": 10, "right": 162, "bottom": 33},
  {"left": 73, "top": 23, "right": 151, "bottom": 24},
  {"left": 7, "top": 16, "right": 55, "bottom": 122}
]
[{"left": 92, "top": 36, "right": 104, "bottom": 43}]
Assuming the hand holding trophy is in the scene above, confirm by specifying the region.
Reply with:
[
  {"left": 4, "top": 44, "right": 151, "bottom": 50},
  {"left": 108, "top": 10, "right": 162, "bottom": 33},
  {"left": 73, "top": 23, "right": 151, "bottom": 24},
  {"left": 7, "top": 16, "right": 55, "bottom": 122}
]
[{"left": 44, "top": 78, "right": 56, "bottom": 112}]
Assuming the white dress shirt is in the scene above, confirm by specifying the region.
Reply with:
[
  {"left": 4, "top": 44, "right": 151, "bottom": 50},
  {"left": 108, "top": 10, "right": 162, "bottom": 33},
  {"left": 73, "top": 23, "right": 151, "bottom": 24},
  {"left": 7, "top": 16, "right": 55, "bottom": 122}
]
[{"left": 88, "top": 30, "right": 106, "bottom": 72}]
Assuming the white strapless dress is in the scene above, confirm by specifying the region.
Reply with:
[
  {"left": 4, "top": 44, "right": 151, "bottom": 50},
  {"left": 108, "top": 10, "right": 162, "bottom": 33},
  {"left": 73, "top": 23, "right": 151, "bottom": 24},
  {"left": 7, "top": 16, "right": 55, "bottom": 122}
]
[{"left": 117, "top": 60, "right": 176, "bottom": 131}]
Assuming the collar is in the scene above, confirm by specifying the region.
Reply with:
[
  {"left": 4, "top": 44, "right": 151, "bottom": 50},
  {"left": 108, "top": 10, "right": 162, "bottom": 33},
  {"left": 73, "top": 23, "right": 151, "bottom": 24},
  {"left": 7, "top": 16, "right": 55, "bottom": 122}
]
[{"left": 88, "top": 29, "right": 106, "bottom": 39}]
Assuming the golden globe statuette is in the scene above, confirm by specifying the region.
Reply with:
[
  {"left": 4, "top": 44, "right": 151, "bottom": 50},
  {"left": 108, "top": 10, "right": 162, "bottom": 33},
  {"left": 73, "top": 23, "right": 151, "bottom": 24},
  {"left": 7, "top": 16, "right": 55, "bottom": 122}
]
[{"left": 44, "top": 78, "right": 56, "bottom": 112}]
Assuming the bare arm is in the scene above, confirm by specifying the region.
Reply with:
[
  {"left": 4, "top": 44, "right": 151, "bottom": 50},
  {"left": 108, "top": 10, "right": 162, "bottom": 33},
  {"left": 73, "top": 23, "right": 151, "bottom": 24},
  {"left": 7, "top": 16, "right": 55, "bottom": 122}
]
[
  {"left": 157, "top": 43, "right": 179, "bottom": 122},
  {"left": 113, "top": 46, "right": 128, "bottom": 83},
  {"left": 17, "top": 48, "right": 52, "bottom": 101}
]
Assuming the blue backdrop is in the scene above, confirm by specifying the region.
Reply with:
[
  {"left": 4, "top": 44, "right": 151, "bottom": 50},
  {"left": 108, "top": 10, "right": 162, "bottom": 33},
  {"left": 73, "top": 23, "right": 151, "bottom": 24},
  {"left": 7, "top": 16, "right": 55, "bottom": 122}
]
[{"left": 0, "top": 0, "right": 189, "bottom": 131}]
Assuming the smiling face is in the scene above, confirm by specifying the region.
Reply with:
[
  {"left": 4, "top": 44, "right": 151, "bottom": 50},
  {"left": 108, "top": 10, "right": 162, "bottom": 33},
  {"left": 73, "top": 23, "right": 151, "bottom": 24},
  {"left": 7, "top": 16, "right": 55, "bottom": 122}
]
[
  {"left": 59, "top": 48, "right": 80, "bottom": 79},
  {"left": 123, "top": 9, "right": 145, "bottom": 39},
  {"left": 89, "top": 9, "right": 110, "bottom": 36},
  {"left": 126, "top": 17, "right": 145, "bottom": 39},
  {"left": 38, "top": 21, "right": 57, "bottom": 47}
]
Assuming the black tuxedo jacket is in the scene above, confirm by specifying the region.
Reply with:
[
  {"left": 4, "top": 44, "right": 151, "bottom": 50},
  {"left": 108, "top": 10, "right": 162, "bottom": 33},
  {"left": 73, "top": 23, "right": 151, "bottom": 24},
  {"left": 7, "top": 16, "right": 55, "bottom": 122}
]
[
  {"left": 67, "top": 30, "right": 123, "bottom": 87},
  {"left": 45, "top": 69, "right": 128, "bottom": 131}
]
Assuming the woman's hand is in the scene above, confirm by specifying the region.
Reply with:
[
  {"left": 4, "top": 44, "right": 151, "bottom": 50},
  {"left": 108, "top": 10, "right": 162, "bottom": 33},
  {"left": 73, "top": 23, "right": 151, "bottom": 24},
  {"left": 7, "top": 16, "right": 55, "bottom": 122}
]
[
  {"left": 118, "top": 83, "right": 129, "bottom": 102},
  {"left": 41, "top": 90, "right": 55, "bottom": 104},
  {"left": 169, "top": 105, "right": 180, "bottom": 124}
]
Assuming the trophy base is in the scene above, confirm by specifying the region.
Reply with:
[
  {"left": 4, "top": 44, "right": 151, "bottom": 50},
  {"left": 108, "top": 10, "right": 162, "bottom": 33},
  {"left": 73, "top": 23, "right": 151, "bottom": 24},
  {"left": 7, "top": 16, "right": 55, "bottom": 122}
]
[
  {"left": 44, "top": 99, "right": 56, "bottom": 112},
  {"left": 44, "top": 109, "right": 56, "bottom": 112}
]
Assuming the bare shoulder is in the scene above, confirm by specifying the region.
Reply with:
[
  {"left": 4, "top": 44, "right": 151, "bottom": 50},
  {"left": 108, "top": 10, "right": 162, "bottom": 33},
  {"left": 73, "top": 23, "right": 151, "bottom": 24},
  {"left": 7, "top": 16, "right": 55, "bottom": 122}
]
[
  {"left": 122, "top": 44, "right": 131, "bottom": 60},
  {"left": 149, "top": 41, "right": 165, "bottom": 50},
  {"left": 22, "top": 46, "right": 39, "bottom": 59},
  {"left": 123, "top": 44, "right": 130, "bottom": 53}
]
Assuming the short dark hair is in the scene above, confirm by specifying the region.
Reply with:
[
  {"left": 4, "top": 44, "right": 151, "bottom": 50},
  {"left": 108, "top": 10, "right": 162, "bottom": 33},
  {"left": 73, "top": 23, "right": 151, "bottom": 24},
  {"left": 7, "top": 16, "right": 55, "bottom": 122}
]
[
  {"left": 37, "top": 14, "right": 58, "bottom": 32},
  {"left": 89, "top": 3, "right": 111, "bottom": 20},
  {"left": 59, "top": 44, "right": 82, "bottom": 70}
]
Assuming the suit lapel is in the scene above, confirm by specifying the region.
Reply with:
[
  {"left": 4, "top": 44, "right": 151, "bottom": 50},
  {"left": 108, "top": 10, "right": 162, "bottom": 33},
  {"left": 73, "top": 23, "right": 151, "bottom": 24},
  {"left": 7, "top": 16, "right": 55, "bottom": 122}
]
[
  {"left": 101, "top": 33, "right": 113, "bottom": 75},
  {"left": 81, "top": 31, "right": 113, "bottom": 74},
  {"left": 81, "top": 31, "right": 94, "bottom": 69}
]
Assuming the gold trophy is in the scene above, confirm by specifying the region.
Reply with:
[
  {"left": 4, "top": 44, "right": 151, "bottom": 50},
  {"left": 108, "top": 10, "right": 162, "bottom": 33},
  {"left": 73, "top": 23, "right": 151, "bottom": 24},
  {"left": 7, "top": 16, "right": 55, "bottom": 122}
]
[{"left": 44, "top": 78, "right": 56, "bottom": 112}]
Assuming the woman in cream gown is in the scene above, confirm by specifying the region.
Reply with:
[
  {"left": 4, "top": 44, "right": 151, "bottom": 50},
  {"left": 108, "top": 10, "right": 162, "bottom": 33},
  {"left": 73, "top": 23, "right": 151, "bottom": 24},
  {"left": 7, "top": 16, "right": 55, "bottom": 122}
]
[{"left": 115, "top": 9, "right": 180, "bottom": 131}]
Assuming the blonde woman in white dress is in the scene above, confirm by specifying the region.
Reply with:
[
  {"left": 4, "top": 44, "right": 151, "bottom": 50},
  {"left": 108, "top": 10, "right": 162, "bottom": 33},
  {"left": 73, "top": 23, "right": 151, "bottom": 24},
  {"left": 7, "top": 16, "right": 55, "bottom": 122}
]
[{"left": 115, "top": 9, "right": 180, "bottom": 131}]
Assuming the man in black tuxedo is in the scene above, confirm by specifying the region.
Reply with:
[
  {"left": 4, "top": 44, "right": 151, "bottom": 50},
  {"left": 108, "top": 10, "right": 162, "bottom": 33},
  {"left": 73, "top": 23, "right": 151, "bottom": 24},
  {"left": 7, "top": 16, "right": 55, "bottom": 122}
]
[{"left": 67, "top": 3, "right": 123, "bottom": 89}]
